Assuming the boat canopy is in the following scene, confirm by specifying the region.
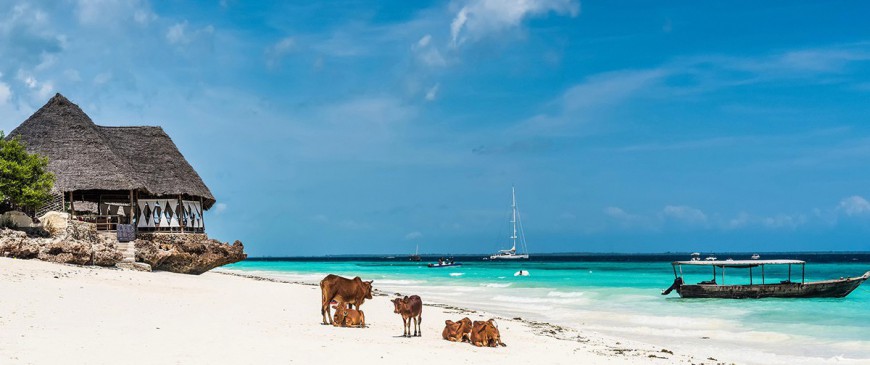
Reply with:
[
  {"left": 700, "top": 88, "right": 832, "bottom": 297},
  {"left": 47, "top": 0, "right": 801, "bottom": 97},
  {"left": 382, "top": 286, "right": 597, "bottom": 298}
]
[{"left": 672, "top": 259, "right": 804, "bottom": 268}]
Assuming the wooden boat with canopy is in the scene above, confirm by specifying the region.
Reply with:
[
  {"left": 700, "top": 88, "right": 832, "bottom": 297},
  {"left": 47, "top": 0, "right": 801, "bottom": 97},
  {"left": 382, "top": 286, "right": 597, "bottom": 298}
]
[{"left": 661, "top": 259, "right": 869, "bottom": 299}]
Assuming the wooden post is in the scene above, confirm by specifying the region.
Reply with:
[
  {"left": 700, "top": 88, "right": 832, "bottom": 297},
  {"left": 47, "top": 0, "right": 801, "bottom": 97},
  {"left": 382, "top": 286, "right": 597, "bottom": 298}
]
[
  {"left": 200, "top": 196, "right": 205, "bottom": 233},
  {"left": 801, "top": 264, "right": 805, "bottom": 284},
  {"left": 70, "top": 191, "right": 75, "bottom": 217},
  {"left": 722, "top": 266, "right": 725, "bottom": 285},
  {"left": 712, "top": 266, "right": 716, "bottom": 282},
  {"left": 129, "top": 190, "right": 134, "bottom": 225},
  {"left": 179, "top": 194, "right": 184, "bottom": 234},
  {"left": 749, "top": 266, "right": 753, "bottom": 285}
]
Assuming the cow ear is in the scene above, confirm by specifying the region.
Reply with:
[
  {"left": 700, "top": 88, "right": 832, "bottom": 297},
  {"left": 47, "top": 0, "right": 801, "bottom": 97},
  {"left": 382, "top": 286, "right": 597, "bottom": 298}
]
[
  {"left": 367, "top": 280, "right": 373, "bottom": 284},
  {"left": 403, "top": 296, "right": 409, "bottom": 300}
]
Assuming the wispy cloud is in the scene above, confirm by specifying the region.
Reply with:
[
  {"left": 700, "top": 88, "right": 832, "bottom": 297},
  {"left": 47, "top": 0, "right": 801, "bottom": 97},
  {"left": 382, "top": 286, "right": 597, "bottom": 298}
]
[
  {"left": 838, "top": 195, "right": 870, "bottom": 216},
  {"left": 166, "top": 21, "right": 214, "bottom": 46},
  {"left": 265, "top": 37, "right": 296, "bottom": 69},
  {"left": 75, "top": 0, "right": 156, "bottom": 27},
  {"left": 450, "top": 0, "right": 579, "bottom": 47},
  {"left": 661, "top": 205, "right": 708, "bottom": 225}
]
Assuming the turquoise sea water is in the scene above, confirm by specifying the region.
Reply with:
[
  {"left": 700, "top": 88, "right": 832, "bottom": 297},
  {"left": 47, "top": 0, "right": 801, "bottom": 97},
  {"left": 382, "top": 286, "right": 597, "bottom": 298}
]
[{"left": 224, "top": 253, "right": 870, "bottom": 363}]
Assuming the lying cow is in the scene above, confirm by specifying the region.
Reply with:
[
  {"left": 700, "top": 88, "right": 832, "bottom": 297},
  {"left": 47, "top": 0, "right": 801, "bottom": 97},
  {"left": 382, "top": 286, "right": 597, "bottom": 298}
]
[
  {"left": 332, "top": 301, "right": 366, "bottom": 328},
  {"left": 442, "top": 317, "right": 473, "bottom": 342},
  {"left": 390, "top": 295, "right": 423, "bottom": 337},
  {"left": 320, "top": 274, "right": 373, "bottom": 325},
  {"left": 470, "top": 319, "right": 506, "bottom": 347}
]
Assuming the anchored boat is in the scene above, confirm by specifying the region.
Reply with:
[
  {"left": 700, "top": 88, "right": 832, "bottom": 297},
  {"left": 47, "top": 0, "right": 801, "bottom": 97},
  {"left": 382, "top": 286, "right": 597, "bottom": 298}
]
[
  {"left": 488, "top": 187, "right": 529, "bottom": 260},
  {"left": 662, "top": 259, "right": 869, "bottom": 299}
]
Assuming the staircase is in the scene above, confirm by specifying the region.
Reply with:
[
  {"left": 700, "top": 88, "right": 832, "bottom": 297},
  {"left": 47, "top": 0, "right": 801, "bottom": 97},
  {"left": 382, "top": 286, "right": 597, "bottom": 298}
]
[{"left": 116, "top": 241, "right": 136, "bottom": 263}]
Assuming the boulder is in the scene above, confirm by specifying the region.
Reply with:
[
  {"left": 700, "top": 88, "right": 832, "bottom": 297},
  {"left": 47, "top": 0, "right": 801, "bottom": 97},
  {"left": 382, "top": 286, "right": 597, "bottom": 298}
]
[
  {"left": 116, "top": 262, "right": 152, "bottom": 272},
  {"left": 135, "top": 233, "right": 246, "bottom": 274},
  {"left": 1, "top": 211, "right": 35, "bottom": 228},
  {"left": 39, "top": 211, "right": 70, "bottom": 236},
  {"left": 0, "top": 229, "right": 38, "bottom": 258}
]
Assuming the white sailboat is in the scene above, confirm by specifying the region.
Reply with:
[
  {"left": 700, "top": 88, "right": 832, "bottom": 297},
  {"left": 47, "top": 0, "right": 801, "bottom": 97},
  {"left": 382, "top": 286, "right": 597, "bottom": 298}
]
[{"left": 489, "top": 187, "right": 529, "bottom": 260}]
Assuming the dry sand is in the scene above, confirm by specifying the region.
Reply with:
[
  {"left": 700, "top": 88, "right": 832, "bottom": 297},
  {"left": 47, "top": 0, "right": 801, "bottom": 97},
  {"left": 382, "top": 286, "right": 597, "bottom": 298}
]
[{"left": 0, "top": 258, "right": 724, "bottom": 364}]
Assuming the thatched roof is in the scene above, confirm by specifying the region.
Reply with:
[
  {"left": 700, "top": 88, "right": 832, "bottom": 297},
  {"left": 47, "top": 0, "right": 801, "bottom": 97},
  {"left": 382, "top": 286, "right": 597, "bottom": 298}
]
[{"left": 8, "top": 93, "right": 215, "bottom": 209}]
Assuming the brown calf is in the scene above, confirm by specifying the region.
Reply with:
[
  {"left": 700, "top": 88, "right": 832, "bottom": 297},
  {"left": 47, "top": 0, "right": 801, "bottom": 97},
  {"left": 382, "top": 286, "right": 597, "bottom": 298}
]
[
  {"left": 470, "top": 319, "right": 507, "bottom": 347},
  {"left": 320, "top": 274, "right": 373, "bottom": 325},
  {"left": 332, "top": 301, "right": 366, "bottom": 328},
  {"left": 442, "top": 317, "right": 473, "bottom": 342},
  {"left": 390, "top": 295, "right": 423, "bottom": 337}
]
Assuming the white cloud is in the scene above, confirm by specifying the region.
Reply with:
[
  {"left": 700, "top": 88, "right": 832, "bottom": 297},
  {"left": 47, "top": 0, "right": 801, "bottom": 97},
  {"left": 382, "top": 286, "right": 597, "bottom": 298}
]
[
  {"left": 425, "top": 83, "right": 440, "bottom": 101},
  {"left": 724, "top": 212, "right": 806, "bottom": 230},
  {"left": 838, "top": 195, "right": 870, "bottom": 216},
  {"left": 405, "top": 231, "right": 423, "bottom": 240},
  {"left": 519, "top": 69, "right": 667, "bottom": 136},
  {"left": 214, "top": 203, "right": 227, "bottom": 214},
  {"left": 417, "top": 34, "right": 431, "bottom": 48},
  {"left": 15, "top": 70, "right": 53, "bottom": 100},
  {"left": 166, "top": 21, "right": 214, "bottom": 45},
  {"left": 450, "top": 0, "right": 579, "bottom": 47},
  {"left": 75, "top": 0, "right": 156, "bottom": 26},
  {"left": 604, "top": 206, "right": 656, "bottom": 230},
  {"left": 0, "top": 81, "right": 11, "bottom": 105},
  {"left": 662, "top": 205, "right": 707, "bottom": 224},
  {"left": 266, "top": 37, "right": 296, "bottom": 68}
]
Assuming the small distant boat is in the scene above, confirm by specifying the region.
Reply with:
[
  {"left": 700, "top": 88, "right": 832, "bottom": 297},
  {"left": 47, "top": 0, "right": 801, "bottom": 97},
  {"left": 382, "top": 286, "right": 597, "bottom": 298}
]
[
  {"left": 705, "top": 255, "right": 717, "bottom": 261},
  {"left": 428, "top": 261, "right": 462, "bottom": 268},
  {"left": 409, "top": 245, "right": 421, "bottom": 262},
  {"left": 514, "top": 270, "right": 529, "bottom": 277},
  {"left": 751, "top": 253, "right": 760, "bottom": 260},
  {"left": 489, "top": 187, "right": 529, "bottom": 260},
  {"left": 690, "top": 252, "right": 701, "bottom": 261},
  {"left": 662, "top": 259, "right": 870, "bottom": 299}
]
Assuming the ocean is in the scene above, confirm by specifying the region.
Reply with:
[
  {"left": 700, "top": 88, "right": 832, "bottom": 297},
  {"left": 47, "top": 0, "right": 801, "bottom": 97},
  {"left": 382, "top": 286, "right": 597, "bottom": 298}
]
[{"left": 222, "top": 253, "right": 870, "bottom": 363}]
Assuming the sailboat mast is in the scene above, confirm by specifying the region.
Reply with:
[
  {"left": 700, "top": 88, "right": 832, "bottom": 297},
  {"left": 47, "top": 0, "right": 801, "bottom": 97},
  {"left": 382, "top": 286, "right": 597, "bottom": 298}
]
[{"left": 511, "top": 187, "right": 517, "bottom": 251}]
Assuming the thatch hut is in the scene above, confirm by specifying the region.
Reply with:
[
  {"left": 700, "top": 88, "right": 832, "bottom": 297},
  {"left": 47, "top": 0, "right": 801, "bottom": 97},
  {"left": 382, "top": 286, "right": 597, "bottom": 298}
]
[{"left": 7, "top": 93, "right": 214, "bottom": 233}]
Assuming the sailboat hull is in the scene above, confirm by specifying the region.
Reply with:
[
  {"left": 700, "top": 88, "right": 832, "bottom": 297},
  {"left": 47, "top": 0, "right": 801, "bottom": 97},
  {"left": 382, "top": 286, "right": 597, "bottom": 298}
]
[{"left": 489, "top": 254, "right": 529, "bottom": 260}]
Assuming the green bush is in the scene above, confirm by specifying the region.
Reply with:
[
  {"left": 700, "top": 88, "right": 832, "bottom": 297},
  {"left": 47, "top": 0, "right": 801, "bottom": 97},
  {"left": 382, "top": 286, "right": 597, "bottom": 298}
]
[{"left": 0, "top": 132, "right": 55, "bottom": 213}]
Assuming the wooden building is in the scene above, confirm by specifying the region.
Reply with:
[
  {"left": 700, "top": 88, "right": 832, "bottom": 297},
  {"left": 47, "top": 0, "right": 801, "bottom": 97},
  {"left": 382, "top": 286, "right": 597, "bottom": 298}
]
[{"left": 8, "top": 93, "right": 214, "bottom": 233}]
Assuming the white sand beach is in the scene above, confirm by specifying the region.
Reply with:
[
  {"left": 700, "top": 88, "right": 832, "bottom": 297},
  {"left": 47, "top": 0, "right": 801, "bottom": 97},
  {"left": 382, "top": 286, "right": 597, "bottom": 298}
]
[{"left": 0, "top": 258, "right": 725, "bottom": 365}]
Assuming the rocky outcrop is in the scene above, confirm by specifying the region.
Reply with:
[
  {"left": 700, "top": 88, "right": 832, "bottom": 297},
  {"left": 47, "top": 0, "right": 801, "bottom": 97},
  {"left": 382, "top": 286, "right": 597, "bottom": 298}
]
[
  {"left": 135, "top": 233, "right": 246, "bottom": 275},
  {"left": 0, "top": 224, "right": 245, "bottom": 274},
  {"left": 0, "top": 228, "right": 124, "bottom": 265}
]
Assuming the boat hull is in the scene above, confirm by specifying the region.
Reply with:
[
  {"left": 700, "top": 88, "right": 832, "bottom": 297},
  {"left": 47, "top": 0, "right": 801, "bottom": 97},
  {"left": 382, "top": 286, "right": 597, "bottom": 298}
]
[
  {"left": 427, "top": 263, "right": 462, "bottom": 268},
  {"left": 677, "top": 273, "right": 869, "bottom": 299},
  {"left": 489, "top": 254, "right": 529, "bottom": 260}
]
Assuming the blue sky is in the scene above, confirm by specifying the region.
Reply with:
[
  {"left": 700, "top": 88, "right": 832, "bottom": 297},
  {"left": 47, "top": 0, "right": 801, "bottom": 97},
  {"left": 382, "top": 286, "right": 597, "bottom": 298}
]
[{"left": 1, "top": 1, "right": 870, "bottom": 256}]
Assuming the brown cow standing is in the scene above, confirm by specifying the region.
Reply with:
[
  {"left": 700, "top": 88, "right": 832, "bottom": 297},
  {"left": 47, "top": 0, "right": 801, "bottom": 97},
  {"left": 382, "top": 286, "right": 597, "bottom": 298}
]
[
  {"left": 442, "top": 317, "right": 473, "bottom": 342},
  {"left": 320, "top": 274, "right": 373, "bottom": 325},
  {"left": 470, "top": 319, "right": 507, "bottom": 347},
  {"left": 390, "top": 295, "right": 423, "bottom": 337}
]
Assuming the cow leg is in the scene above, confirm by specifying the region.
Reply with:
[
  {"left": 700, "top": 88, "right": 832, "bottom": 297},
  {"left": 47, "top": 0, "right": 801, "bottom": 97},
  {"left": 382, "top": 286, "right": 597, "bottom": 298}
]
[
  {"left": 417, "top": 315, "right": 422, "bottom": 336},
  {"left": 404, "top": 317, "right": 410, "bottom": 337},
  {"left": 322, "top": 295, "right": 334, "bottom": 325}
]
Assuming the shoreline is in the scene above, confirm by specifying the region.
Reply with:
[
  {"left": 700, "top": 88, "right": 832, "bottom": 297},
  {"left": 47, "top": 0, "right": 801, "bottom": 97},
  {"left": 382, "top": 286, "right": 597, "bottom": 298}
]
[
  {"left": 214, "top": 269, "right": 717, "bottom": 363},
  {"left": 1, "top": 258, "right": 713, "bottom": 365},
  {"left": 216, "top": 266, "right": 870, "bottom": 365}
]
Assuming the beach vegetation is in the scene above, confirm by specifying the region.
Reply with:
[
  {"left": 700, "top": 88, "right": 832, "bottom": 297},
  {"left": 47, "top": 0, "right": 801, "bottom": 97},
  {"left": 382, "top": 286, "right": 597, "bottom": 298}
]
[{"left": 0, "top": 132, "right": 55, "bottom": 214}]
